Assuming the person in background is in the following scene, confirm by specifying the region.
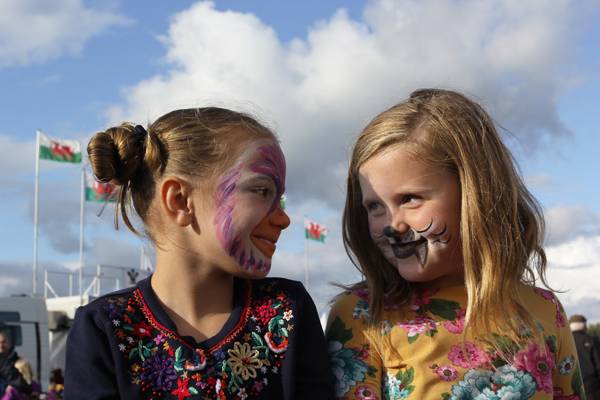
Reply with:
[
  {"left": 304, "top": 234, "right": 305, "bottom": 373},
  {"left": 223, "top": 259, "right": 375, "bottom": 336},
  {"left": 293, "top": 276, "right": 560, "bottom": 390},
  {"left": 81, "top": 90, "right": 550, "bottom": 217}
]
[
  {"left": 0, "top": 331, "right": 31, "bottom": 400},
  {"left": 570, "top": 314, "right": 600, "bottom": 399}
]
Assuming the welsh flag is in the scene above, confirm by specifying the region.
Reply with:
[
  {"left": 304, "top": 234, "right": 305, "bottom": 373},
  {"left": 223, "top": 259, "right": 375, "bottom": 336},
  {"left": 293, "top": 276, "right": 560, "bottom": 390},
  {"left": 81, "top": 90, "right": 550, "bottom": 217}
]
[
  {"left": 305, "top": 219, "right": 327, "bottom": 243},
  {"left": 38, "top": 131, "right": 81, "bottom": 163},
  {"left": 85, "top": 173, "right": 117, "bottom": 202}
]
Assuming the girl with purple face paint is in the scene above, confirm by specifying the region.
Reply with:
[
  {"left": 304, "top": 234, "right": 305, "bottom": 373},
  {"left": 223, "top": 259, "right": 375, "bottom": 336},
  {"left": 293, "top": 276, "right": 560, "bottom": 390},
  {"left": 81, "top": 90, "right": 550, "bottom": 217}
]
[
  {"left": 326, "top": 90, "right": 584, "bottom": 399},
  {"left": 65, "top": 108, "right": 334, "bottom": 399}
]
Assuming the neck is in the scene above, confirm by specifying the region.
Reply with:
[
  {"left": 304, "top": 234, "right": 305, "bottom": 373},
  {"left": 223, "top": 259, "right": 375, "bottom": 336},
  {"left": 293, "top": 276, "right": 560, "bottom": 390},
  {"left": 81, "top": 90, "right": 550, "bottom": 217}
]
[{"left": 151, "top": 245, "right": 235, "bottom": 330}]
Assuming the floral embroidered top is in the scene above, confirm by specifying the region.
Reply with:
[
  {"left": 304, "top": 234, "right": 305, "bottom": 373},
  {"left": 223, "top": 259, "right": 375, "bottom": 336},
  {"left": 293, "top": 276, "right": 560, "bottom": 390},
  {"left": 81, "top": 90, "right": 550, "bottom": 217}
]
[
  {"left": 65, "top": 276, "right": 333, "bottom": 400},
  {"left": 326, "top": 284, "right": 585, "bottom": 400}
]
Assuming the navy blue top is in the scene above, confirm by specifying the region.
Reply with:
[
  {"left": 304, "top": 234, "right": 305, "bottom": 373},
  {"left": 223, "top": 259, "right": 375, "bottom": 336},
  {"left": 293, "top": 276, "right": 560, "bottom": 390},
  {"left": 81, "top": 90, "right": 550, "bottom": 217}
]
[{"left": 64, "top": 276, "right": 333, "bottom": 399}]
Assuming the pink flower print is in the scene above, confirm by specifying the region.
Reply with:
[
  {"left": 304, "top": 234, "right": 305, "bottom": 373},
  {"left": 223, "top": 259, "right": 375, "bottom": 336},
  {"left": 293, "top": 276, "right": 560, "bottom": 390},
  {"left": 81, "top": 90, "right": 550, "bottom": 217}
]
[
  {"left": 410, "top": 287, "right": 439, "bottom": 310},
  {"left": 448, "top": 341, "right": 490, "bottom": 369},
  {"left": 398, "top": 315, "right": 436, "bottom": 338},
  {"left": 555, "top": 306, "right": 567, "bottom": 328},
  {"left": 153, "top": 333, "right": 165, "bottom": 345},
  {"left": 352, "top": 287, "right": 370, "bottom": 301},
  {"left": 442, "top": 309, "right": 465, "bottom": 334},
  {"left": 534, "top": 287, "right": 566, "bottom": 328},
  {"left": 513, "top": 342, "right": 555, "bottom": 393},
  {"left": 354, "top": 385, "right": 379, "bottom": 400},
  {"left": 435, "top": 365, "right": 458, "bottom": 381}
]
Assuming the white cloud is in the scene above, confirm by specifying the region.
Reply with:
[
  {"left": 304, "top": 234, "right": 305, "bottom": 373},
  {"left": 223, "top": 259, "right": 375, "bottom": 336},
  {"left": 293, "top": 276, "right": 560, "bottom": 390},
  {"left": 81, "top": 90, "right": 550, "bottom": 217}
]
[
  {"left": 545, "top": 205, "right": 600, "bottom": 246},
  {"left": 0, "top": 0, "right": 131, "bottom": 67},
  {"left": 107, "top": 0, "right": 590, "bottom": 209},
  {"left": 545, "top": 235, "right": 600, "bottom": 320},
  {"left": 99, "top": 0, "right": 598, "bottom": 315}
]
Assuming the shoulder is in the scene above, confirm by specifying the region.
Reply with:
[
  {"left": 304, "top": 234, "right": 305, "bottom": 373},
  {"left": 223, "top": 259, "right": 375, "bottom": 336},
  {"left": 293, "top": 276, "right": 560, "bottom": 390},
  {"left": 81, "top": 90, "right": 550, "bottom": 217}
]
[
  {"left": 250, "top": 277, "right": 307, "bottom": 300},
  {"left": 72, "top": 285, "right": 137, "bottom": 329},
  {"left": 328, "top": 287, "right": 371, "bottom": 327},
  {"left": 519, "top": 284, "right": 568, "bottom": 329}
]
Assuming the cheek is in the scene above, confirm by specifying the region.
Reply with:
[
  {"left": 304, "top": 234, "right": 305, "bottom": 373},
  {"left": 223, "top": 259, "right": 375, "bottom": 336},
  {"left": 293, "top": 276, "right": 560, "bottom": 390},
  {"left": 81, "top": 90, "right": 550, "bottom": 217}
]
[
  {"left": 368, "top": 215, "right": 387, "bottom": 240},
  {"left": 230, "top": 198, "right": 270, "bottom": 234}
]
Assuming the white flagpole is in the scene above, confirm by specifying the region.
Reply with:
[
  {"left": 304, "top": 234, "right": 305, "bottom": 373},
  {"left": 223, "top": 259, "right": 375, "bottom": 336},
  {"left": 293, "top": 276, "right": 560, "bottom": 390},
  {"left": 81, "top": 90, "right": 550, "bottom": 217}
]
[
  {"left": 32, "top": 130, "right": 41, "bottom": 296},
  {"left": 304, "top": 216, "right": 310, "bottom": 289},
  {"left": 79, "top": 164, "right": 85, "bottom": 302}
]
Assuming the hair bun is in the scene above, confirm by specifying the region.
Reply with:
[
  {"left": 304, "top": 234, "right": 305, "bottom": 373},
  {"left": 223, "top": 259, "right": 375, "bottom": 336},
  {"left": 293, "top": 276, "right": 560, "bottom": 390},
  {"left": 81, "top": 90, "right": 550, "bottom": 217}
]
[{"left": 87, "top": 124, "right": 145, "bottom": 185}]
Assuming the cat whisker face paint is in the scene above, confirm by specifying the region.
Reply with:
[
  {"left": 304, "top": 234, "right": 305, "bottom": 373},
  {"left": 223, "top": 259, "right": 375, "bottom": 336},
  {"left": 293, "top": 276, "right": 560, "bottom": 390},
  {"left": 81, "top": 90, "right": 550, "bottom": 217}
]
[
  {"left": 358, "top": 146, "right": 463, "bottom": 285},
  {"left": 381, "top": 218, "right": 452, "bottom": 268},
  {"left": 213, "top": 139, "right": 287, "bottom": 275}
]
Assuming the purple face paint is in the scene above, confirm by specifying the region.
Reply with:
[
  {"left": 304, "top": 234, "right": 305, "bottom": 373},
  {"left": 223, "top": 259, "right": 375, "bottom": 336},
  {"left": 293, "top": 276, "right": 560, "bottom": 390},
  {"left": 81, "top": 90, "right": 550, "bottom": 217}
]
[
  {"left": 212, "top": 141, "right": 286, "bottom": 274},
  {"left": 249, "top": 144, "right": 286, "bottom": 212}
]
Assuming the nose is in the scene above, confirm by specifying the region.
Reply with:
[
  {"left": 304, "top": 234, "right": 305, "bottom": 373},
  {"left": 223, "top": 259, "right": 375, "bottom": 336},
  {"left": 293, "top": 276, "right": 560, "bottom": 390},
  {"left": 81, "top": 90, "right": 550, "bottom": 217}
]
[
  {"left": 269, "top": 205, "right": 291, "bottom": 230},
  {"left": 389, "top": 210, "right": 410, "bottom": 233}
]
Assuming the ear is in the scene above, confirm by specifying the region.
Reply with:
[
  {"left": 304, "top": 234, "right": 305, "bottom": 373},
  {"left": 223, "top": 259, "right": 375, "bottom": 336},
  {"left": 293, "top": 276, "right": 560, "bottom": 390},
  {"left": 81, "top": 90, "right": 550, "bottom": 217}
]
[{"left": 160, "top": 177, "right": 194, "bottom": 227}]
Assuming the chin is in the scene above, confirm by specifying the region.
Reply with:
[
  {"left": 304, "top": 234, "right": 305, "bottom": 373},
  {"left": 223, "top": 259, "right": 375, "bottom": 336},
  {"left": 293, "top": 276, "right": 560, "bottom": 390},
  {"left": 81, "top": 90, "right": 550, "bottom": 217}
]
[{"left": 394, "top": 257, "right": 436, "bottom": 283}]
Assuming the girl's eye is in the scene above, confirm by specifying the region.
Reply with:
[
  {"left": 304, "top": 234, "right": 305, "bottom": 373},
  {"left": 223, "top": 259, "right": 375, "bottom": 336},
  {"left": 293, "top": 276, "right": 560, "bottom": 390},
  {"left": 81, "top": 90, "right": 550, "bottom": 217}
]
[
  {"left": 365, "top": 202, "right": 383, "bottom": 213},
  {"left": 251, "top": 187, "right": 272, "bottom": 198},
  {"left": 401, "top": 194, "right": 421, "bottom": 205}
]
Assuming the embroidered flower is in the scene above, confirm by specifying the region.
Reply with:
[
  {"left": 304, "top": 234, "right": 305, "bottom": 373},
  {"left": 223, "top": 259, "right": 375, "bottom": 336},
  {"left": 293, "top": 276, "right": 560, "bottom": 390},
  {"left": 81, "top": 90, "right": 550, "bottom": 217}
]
[
  {"left": 140, "top": 351, "right": 178, "bottom": 391},
  {"left": 237, "top": 388, "right": 248, "bottom": 399},
  {"left": 227, "top": 342, "right": 262, "bottom": 380},
  {"left": 254, "top": 298, "right": 277, "bottom": 325},
  {"left": 132, "top": 321, "right": 152, "bottom": 338},
  {"left": 448, "top": 341, "right": 489, "bottom": 369},
  {"left": 112, "top": 319, "right": 120, "bottom": 326},
  {"left": 264, "top": 331, "right": 289, "bottom": 354},
  {"left": 435, "top": 365, "right": 458, "bottom": 381},
  {"left": 153, "top": 333, "right": 165, "bottom": 345},
  {"left": 283, "top": 309, "right": 293, "bottom": 321},
  {"left": 559, "top": 356, "right": 575, "bottom": 375},
  {"left": 171, "top": 377, "right": 191, "bottom": 400},
  {"left": 442, "top": 309, "right": 465, "bottom": 334},
  {"left": 355, "top": 384, "right": 379, "bottom": 400},
  {"left": 118, "top": 343, "right": 126, "bottom": 352},
  {"left": 513, "top": 342, "right": 555, "bottom": 393}
]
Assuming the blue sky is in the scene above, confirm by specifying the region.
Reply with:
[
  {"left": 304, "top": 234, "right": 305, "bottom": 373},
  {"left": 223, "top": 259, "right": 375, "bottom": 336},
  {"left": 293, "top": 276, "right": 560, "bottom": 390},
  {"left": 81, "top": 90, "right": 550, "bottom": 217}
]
[{"left": 1, "top": 0, "right": 599, "bottom": 318}]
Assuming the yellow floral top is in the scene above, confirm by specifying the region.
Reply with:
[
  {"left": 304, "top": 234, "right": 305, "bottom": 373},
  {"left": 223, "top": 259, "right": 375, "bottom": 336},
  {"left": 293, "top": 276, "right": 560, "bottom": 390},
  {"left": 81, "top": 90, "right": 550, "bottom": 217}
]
[{"left": 326, "top": 284, "right": 585, "bottom": 400}]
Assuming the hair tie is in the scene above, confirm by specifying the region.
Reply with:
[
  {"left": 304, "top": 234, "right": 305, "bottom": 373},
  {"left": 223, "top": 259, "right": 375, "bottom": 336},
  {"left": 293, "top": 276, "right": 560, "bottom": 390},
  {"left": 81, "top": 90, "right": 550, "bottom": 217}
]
[{"left": 134, "top": 125, "right": 148, "bottom": 137}]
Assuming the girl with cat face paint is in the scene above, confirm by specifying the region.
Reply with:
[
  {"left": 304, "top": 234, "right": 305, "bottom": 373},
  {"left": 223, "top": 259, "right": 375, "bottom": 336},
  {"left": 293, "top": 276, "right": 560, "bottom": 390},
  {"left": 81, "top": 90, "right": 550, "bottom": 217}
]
[
  {"left": 65, "top": 108, "right": 334, "bottom": 400},
  {"left": 326, "top": 90, "right": 584, "bottom": 399}
]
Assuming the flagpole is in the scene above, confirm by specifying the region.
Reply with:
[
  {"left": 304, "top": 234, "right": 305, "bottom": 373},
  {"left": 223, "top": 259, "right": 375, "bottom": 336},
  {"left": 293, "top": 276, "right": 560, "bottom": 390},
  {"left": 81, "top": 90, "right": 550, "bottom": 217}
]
[
  {"left": 304, "top": 215, "right": 310, "bottom": 289},
  {"left": 79, "top": 162, "right": 85, "bottom": 303},
  {"left": 32, "top": 130, "right": 41, "bottom": 296}
]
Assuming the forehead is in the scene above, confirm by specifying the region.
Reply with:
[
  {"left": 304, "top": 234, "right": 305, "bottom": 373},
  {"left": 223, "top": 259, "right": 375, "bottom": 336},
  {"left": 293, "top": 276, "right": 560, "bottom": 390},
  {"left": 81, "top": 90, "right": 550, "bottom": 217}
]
[
  {"left": 229, "top": 138, "right": 283, "bottom": 168},
  {"left": 358, "top": 146, "right": 453, "bottom": 196}
]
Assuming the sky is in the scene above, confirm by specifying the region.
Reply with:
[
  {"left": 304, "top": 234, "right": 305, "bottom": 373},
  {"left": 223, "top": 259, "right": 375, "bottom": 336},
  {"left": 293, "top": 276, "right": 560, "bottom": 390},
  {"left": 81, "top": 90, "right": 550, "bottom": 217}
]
[{"left": 1, "top": 0, "right": 599, "bottom": 321}]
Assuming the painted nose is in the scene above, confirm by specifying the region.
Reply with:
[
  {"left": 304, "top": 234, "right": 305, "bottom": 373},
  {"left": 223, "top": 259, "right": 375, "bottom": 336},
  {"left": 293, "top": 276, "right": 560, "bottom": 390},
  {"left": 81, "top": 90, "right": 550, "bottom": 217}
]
[
  {"left": 270, "top": 205, "right": 291, "bottom": 230},
  {"left": 389, "top": 210, "right": 410, "bottom": 233}
]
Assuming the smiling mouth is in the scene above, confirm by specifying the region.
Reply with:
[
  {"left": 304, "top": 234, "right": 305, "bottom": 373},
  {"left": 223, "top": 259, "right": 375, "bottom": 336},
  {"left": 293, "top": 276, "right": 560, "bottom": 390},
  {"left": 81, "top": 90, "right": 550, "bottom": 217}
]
[
  {"left": 251, "top": 235, "right": 277, "bottom": 258},
  {"left": 389, "top": 237, "right": 427, "bottom": 259}
]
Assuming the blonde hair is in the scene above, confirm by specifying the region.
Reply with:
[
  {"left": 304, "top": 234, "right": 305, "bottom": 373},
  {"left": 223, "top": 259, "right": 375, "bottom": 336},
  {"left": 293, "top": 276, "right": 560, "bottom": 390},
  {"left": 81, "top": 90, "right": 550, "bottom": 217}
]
[
  {"left": 87, "top": 108, "right": 274, "bottom": 240},
  {"left": 343, "top": 88, "right": 548, "bottom": 343}
]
